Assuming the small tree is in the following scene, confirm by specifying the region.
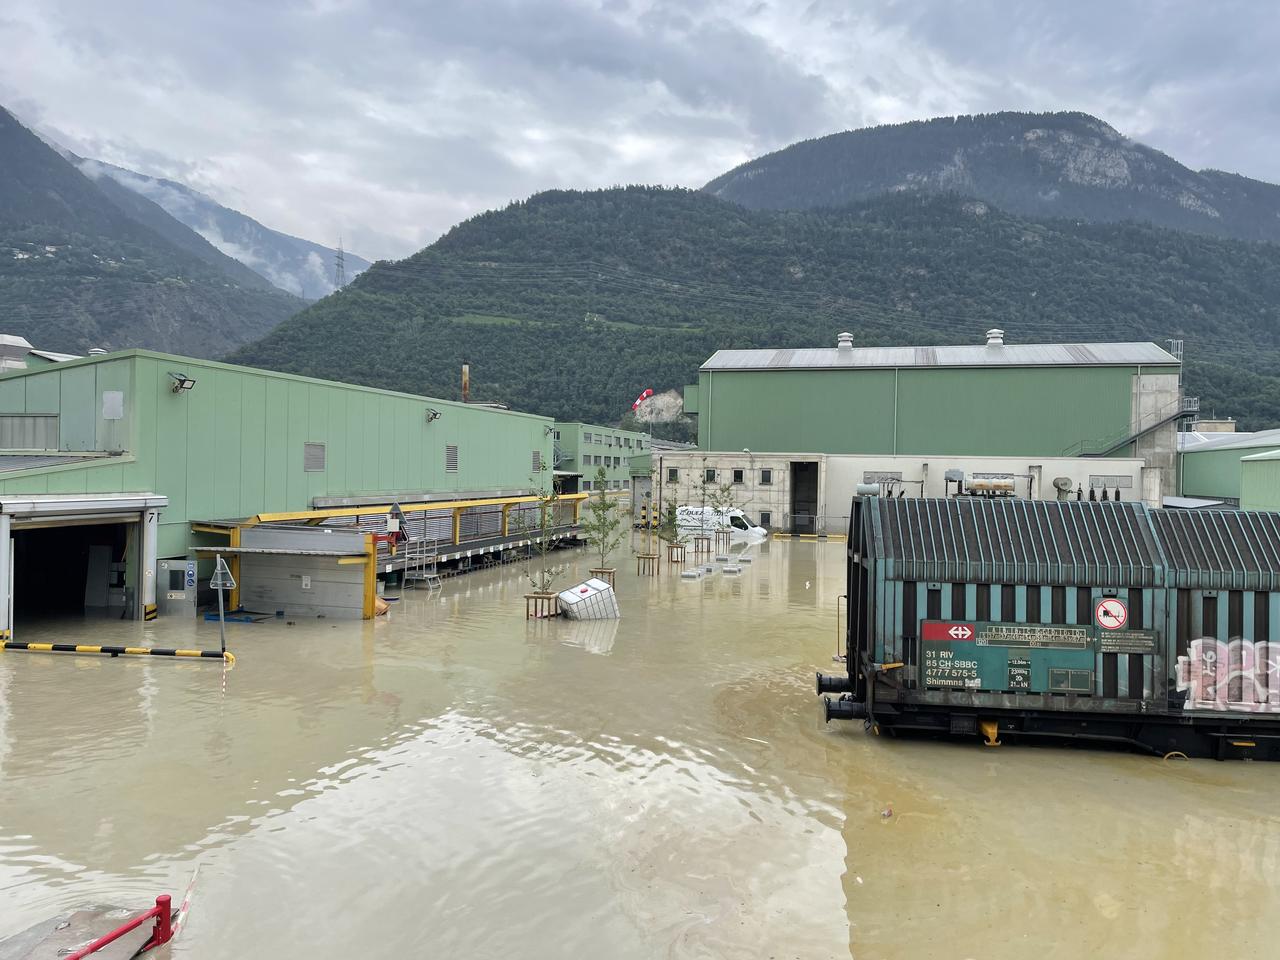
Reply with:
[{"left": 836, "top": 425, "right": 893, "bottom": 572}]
[
  {"left": 581, "top": 466, "right": 626, "bottom": 571},
  {"left": 657, "top": 499, "right": 686, "bottom": 545},
  {"left": 517, "top": 462, "right": 569, "bottom": 594}
]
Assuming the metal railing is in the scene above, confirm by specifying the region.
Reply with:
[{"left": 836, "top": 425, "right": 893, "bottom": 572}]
[{"left": 1062, "top": 395, "right": 1199, "bottom": 457}]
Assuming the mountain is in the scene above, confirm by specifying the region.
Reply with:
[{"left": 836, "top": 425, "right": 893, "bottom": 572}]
[
  {"left": 231, "top": 186, "right": 1280, "bottom": 430},
  {"left": 704, "top": 111, "right": 1280, "bottom": 245},
  {"left": 0, "top": 106, "right": 303, "bottom": 357},
  {"left": 73, "top": 158, "right": 372, "bottom": 299}
]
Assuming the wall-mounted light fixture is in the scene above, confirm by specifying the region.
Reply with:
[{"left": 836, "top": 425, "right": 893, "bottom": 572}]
[
  {"left": 544, "top": 425, "right": 555, "bottom": 437},
  {"left": 168, "top": 372, "right": 196, "bottom": 394},
  {"left": 425, "top": 408, "right": 441, "bottom": 424}
]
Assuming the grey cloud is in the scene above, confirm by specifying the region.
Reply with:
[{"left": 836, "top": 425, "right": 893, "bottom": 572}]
[{"left": 2, "top": 1, "right": 1280, "bottom": 261}]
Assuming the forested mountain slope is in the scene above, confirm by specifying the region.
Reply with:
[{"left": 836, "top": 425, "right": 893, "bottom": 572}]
[
  {"left": 705, "top": 112, "right": 1280, "bottom": 245},
  {"left": 232, "top": 186, "right": 1280, "bottom": 428},
  {"left": 0, "top": 107, "right": 303, "bottom": 356}
]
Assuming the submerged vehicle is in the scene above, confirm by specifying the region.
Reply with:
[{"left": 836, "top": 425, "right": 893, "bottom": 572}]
[
  {"left": 676, "top": 506, "right": 768, "bottom": 538},
  {"left": 819, "top": 496, "right": 1280, "bottom": 760}
]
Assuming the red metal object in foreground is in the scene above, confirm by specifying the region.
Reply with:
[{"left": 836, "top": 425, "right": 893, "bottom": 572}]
[{"left": 64, "top": 894, "right": 173, "bottom": 960}]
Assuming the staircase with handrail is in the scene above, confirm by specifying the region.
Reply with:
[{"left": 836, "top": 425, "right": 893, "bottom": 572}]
[{"left": 1062, "top": 395, "right": 1199, "bottom": 458}]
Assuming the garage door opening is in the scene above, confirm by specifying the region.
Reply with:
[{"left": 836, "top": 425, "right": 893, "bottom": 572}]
[{"left": 13, "top": 522, "right": 134, "bottom": 622}]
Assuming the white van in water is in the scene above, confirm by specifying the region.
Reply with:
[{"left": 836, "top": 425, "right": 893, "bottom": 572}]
[{"left": 675, "top": 506, "right": 768, "bottom": 539}]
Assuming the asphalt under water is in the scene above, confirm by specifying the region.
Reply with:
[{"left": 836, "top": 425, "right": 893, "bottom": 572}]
[{"left": 1, "top": 538, "right": 1279, "bottom": 959}]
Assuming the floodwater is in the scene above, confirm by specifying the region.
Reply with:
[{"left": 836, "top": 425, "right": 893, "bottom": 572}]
[{"left": 2, "top": 538, "right": 1279, "bottom": 959}]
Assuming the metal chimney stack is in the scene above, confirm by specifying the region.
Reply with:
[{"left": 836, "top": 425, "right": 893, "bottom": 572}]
[
  {"left": 836, "top": 331, "right": 854, "bottom": 352},
  {"left": 985, "top": 328, "right": 1005, "bottom": 346}
]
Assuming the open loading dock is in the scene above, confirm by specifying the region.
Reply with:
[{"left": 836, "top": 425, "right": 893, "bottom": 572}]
[
  {"left": 821, "top": 496, "right": 1280, "bottom": 759},
  {"left": 0, "top": 494, "right": 166, "bottom": 639}
]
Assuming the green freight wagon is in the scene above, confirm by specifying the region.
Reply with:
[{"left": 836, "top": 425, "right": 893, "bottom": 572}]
[{"left": 819, "top": 496, "right": 1280, "bottom": 760}]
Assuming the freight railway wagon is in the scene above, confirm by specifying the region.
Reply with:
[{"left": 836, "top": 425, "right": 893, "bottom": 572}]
[{"left": 818, "top": 497, "right": 1280, "bottom": 760}]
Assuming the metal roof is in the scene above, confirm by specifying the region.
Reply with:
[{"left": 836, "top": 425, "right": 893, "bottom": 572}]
[
  {"left": 702, "top": 341, "right": 1178, "bottom": 371},
  {"left": 0, "top": 454, "right": 98, "bottom": 473},
  {"left": 1241, "top": 449, "right": 1280, "bottom": 462},
  {"left": 1151, "top": 510, "right": 1280, "bottom": 590},
  {"left": 864, "top": 497, "right": 1164, "bottom": 587},
  {"left": 1180, "top": 428, "right": 1280, "bottom": 453}
]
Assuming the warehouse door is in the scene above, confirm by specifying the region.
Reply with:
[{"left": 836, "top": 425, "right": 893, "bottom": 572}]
[
  {"left": 790, "top": 461, "right": 819, "bottom": 534},
  {"left": 12, "top": 522, "right": 133, "bottom": 621}
]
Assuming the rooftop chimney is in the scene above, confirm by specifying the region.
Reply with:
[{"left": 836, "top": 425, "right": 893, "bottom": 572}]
[
  {"left": 0, "top": 334, "right": 32, "bottom": 372},
  {"left": 87, "top": 347, "right": 108, "bottom": 356},
  {"left": 985, "top": 328, "right": 1005, "bottom": 346},
  {"left": 461, "top": 363, "right": 470, "bottom": 403},
  {"left": 836, "top": 331, "right": 854, "bottom": 352}
]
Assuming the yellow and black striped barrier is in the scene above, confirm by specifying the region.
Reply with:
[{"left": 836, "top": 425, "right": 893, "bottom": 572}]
[{"left": 3, "top": 642, "right": 234, "bottom": 665}]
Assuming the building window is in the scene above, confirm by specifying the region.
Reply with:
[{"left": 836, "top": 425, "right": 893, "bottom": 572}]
[
  {"left": 667, "top": 467, "right": 679, "bottom": 483},
  {"left": 303, "top": 442, "right": 326, "bottom": 472},
  {"left": 553, "top": 429, "right": 560, "bottom": 441},
  {"left": 582, "top": 479, "right": 591, "bottom": 491},
  {"left": 583, "top": 432, "right": 592, "bottom": 443},
  {"left": 760, "top": 468, "right": 773, "bottom": 485},
  {"left": 704, "top": 468, "right": 716, "bottom": 484},
  {"left": 732, "top": 468, "right": 744, "bottom": 484},
  {"left": 532, "top": 450, "right": 542, "bottom": 471},
  {"left": 760, "top": 511, "right": 771, "bottom": 527},
  {"left": 624, "top": 479, "right": 631, "bottom": 489},
  {"left": 445, "top": 444, "right": 459, "bottom": 473}
]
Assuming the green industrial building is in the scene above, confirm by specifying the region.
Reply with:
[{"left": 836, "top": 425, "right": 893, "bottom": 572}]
[
  {"left": 553, "top": 421, "right": 649, "bottom": 493},
  {"left": 683, "top": 331, "right": 1188, "bottom": 479},
  {"left": 1241, "top": 450, "right": 1280, "bottom": 511},
  {"left": 1179, "top": 428, "right": 1280, "bottom": 505},
  {"left": 0, "top": 346, "right": 553, "bottom": 630}
]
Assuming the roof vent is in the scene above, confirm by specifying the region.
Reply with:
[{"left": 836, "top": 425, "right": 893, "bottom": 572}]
[
  {"left": 0, "top": 334, "right": 32, "bottom": 372},
  {"left": 88, "top": 347, "right": 108, "bottom": 356},
  {"left": 985, "top": 328, "right": 1005, "bottom": 346},
  {"left": 836, "top": 331, "right": 854, "bottom": 351}
]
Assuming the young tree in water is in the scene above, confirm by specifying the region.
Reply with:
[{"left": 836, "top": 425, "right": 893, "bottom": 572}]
[
  {"left": 657, "top": 499, "right": 686, "bottom": 546},
  {"left": 581, "top": 466, "right": 626, "bottom": 571},
  {"left": 517, "top": 462, "right": 568, "bottom": 593}
]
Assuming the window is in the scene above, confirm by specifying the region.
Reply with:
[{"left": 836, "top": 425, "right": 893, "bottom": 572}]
[
  {"left": 625, "top": 438, "right": 632, "bottom": 448},
  {"left": 445, "top": 444, "right": 459, "bottom": 473},
  {"left": 760, "top": 468, "right": 773, "bottom": 485},
  {"left": 583, "top": 432, "right": 592, "bottom": 443},
  {"left": 759, "top": 511, "right": 771, "bottom": 527},
  {"left": 667, "top": 467, "right": 679, "bottom": 483},
  {"left": 732, "top": 468, "right": 744, "bottom": 484},
  {"left": 582, "top": 479, "right": 591, "bottom": 491},
  {"left": 704, "top": 468, "right": 716, "bottom": 484},
  {"left": 553, "top": 430, "right": 560, "bottom": 441},
  {"left": 624, "top": 479, "right": 630, "bottom": 489},
  {"left": 532, "top": 450, "right": 542, "bottom": 471},
  {"left": 303, "top": 442, "right": 326, "bottom": 471}
]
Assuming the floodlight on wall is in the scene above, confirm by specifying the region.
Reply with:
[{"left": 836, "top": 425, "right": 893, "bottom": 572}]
[
  {"left": 425, "top": 407, "right": 441, "bottom": 424},
  {"left": 168, "top": 372, "right": 196, "bottom": 393}
]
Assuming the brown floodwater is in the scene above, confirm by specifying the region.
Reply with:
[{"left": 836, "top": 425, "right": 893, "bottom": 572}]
[{"left": 1, "top": 538, "right": 1278, "bottom": 959}]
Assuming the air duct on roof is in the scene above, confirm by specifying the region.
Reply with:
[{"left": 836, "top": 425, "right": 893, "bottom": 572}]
[
  {"left": 87, "top": 348, "right": 108, "bottom": 356},
  {"left": 986, "top": 329, "right": 1005, "bottom": 346},
  {"left": 0, "top": 334, "right": 32, "bottom": 372},
  {"left": 836, "top": 331, "right": 854, "bottom": 352}
]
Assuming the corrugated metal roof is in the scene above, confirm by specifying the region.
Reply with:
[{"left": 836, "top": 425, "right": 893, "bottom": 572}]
[
  {"left": 865, "top": 498, "right": 1164, "bottom": 587},
  {"left": 702, "top": 341, "right": 1178, "bottom": 371},
  {"left": 1151, "top": 510, "right": 1280, "bottom": 590},
  {"left": 1241, "top": 449, "right": 1280, "bottom": 462},
  {"left": 0, "top": 454, "right": 97, "bottom": 473},
  {"left": 1179, "top": 428, "right": 1280, "bottom": 453}
]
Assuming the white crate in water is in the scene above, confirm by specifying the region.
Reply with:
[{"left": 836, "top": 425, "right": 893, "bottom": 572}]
[{"left": 558, "top": 577, "right": 620, "bottom": 620}]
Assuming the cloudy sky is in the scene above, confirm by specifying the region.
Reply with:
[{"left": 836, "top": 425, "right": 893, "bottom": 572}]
[{"left": 2, "top": 0, "right": 1277, "bottom": 261}]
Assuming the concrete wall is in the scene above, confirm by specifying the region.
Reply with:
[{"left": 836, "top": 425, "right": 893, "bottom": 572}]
[
  {"left": 653, "top": 450, "right": 1155, "bottom": 534},
  {"left": 0, "top": 351, "right": 554, "bottom": 558},
  {"left": 694, "top": 365, "right": 1176, "bottom": 459}
]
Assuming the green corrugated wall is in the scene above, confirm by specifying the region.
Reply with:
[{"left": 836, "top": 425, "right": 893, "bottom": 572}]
[
  {"left": 1181, "top": 445, "right": 1280, "bottom": 502},
  {"left": 0, "top": 351, "right": 554, "bottom": 557},
  {"left": 696, "top": 365, "right": 1174, "bottom": 456},
  {"left": 1241, "top": 455, "right": 1280, "bottom": 511}
]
